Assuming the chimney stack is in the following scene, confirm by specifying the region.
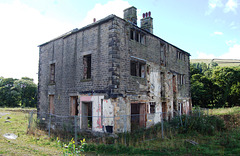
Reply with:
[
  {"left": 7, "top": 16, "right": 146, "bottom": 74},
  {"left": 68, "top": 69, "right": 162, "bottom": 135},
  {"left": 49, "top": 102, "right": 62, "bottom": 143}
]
[
  {"left": 141, "top": 11, "right": 153, "bottom": 33},
  {"left": 123, "top": 6, "right": 137, "bottom": 25}
]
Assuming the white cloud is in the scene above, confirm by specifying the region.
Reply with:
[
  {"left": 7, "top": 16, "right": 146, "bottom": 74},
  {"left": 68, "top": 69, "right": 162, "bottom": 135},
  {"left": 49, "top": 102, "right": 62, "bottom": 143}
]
[
  {"left": 224, "top": 0, "right": 238, "bottom": 13},
  {"left": 214, "top": 31, "right": 223, "bottom": 35},
  {"left": 78, "top": 0, "right": 131, "bottom": 27},
  {"left": 226, "top": 39, "right": 237, "bottom": 46},
  {"left": 219, "top": 44, "right": 240, "bottom": 59},
  {"left": 0, "top": 1, "right": 74, "bottom": 83},
  {"left": 196, "top": 51, "right": 216, "bottom": 59},
  {"left": 206, "top": 0, "right": 223, "bottom": 15}
]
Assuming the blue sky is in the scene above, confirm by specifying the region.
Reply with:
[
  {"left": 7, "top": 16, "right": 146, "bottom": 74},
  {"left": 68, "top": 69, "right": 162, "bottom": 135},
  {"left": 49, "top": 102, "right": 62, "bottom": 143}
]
[{"left": 0, "top": 0, "right": 239, "bottom": 82}]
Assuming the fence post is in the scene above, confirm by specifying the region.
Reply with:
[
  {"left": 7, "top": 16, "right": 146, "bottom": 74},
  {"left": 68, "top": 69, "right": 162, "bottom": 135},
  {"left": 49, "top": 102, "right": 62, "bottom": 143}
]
[
  {"left": 48, "top": 113, "right": 51, "bottom": 138},
  {"left": 161, "top": 113, "right": 164, "bottom": 139},
  {"left": 28, "top": 110, "right": 34, "bottom": 130},
  {"left": 124, "top": 115, "right": 127, "bottom": 146},
  {"left": 74, "top": 115, "right": 77, "bottom": 144},
  {"left": 179, "top": 104, "right": 183, "bottom": 127}
]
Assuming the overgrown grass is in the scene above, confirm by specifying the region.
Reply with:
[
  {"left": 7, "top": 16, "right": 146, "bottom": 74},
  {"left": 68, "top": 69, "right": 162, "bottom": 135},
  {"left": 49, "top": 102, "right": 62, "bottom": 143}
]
[
  {"left": 1, "top": 107, "right": 240, "bottom": 155},
  {"left": 0, "top": 108, "right": 62, "bottom": 155},
  {"left": 208, "top": 106, "right": 240, "bottom": 115},
  {"left": 84, "top": 110, "right": 240, "bottom": 155}
]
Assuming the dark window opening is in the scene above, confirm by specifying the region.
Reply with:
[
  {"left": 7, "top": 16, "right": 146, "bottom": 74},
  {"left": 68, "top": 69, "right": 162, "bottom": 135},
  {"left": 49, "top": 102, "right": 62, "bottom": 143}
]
[
  {"left": 83, "top": 55, "right": 91, "bottom": 79},
  {"left": 130, "top": 29, "right": 145, "bottom": 45},
  {"left": 130, "top": 60, "right": 137, "bottom": 76},
  {"left": 130, "top": 29, "right": 134, "bottom": 40},
  {"left": 135, "top": 31, "right": 139, "bottom": 42},
  {"left": 150, "top": 102, "right": 156, "bottom": 114},
  {"left": 130, "top": 60, "right": 145, "bottom": 78},
  {"left": 50, "top": 63, "right": 55, "bottom": 84}
]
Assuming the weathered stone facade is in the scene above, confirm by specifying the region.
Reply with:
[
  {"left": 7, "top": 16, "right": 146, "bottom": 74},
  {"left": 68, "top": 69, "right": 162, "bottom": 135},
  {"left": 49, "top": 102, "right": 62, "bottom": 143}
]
[{"left": 38, "top": 6, "right": 191, "bottom": 133}]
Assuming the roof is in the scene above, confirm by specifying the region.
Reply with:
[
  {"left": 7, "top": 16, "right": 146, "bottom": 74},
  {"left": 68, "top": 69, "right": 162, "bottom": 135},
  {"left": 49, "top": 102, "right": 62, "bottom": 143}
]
[{"left": 38, "top": 14, "right": 190, "bottom": 56}]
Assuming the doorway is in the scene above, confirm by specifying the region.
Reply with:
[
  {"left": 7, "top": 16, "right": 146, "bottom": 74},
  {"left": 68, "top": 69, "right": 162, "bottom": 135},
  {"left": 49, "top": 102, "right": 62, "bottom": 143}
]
[
  {"left": 131, "top": 103, "right": 146, "bottom": 131},
  {"left": 82, "top": 102, "right": 92, "bottom": 130}
]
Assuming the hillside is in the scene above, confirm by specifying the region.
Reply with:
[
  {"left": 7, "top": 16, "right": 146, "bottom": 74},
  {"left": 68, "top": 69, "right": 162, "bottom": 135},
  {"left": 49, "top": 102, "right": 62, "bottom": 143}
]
[{"left": 191, "top": 59, "right": 240, "bottom": 67}]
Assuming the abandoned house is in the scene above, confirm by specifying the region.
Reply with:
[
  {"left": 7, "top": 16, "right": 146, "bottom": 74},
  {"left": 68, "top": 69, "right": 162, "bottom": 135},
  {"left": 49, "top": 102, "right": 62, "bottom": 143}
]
[{"left": 38, "top": 6, "right": 192, "bottom": 133}]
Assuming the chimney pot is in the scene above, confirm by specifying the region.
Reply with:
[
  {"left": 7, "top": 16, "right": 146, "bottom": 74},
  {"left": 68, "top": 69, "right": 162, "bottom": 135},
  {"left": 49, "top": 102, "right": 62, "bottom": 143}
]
[
  {"left": 93, "top": 18, "right": 96, "bottom": 22},
  {"left": 146, "top": 12, "right": 148, "bottom": 17},
  {"left": 149, "top": 11, "right": 151, "bottom": 17}
]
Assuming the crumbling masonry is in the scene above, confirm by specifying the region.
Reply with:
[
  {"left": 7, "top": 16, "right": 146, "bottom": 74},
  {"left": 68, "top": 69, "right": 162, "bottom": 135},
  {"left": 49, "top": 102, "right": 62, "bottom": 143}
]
[{"left": 38, "top": 6, "right": 191, "bottom": 133}]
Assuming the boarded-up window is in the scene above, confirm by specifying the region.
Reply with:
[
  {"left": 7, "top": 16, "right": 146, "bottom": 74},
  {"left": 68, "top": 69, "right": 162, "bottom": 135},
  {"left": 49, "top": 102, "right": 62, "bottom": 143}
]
[
  {"left": 83, "top": 55, "right": 91, "bottom": 79},
  {"left": 70, "top": 96, "right": 78, "bottom": 116},
  {"left": 160, "top": 43, "right": 166, "bottom": 66},
  {"left": 49, "top": 95, "right": 54, "bottom": 114},
  {"left": 161, "top": 72, "right": 165, "bottom": 97},
  {"left": 50, "top": 63, "right": 55, "bottom": 84},
  {"left": 173, "top": 75, "right": 177, "bottom": 93}
]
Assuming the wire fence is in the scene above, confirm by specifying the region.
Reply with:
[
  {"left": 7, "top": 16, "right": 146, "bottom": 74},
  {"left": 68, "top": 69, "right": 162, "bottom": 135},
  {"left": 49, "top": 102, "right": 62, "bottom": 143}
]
[{"left": 28, "top": 107, "right": 209, "bottom": 145}]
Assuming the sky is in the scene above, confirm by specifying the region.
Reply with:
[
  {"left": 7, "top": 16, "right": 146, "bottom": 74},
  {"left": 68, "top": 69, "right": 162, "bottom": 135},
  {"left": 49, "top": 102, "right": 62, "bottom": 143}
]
[{"left": 0, "top": 0, "right": 239, "bottom": 83}]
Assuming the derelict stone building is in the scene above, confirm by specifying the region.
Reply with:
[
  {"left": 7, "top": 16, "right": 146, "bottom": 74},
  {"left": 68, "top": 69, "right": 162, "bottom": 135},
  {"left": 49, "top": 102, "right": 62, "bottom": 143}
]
[{"left": 38, "top": 6, "right": 191, "bottom": 133}]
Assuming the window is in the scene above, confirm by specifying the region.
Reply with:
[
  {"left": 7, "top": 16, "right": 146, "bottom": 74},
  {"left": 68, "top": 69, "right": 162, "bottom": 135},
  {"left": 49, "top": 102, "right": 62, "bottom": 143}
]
[
  {"left": 130, "top": 60, "right": 137, "bottom": 76},
  {"left": 70, "top": 96, "right": 78, "bottom": 116},
  {"left": 130, "top": 29, "right": 145, "bottom": 44},
  {"left": 130, "top": 29, "right": 134, "bottom": 40},
  {"left": 139, "top": 62, "right": 145, "bottom": 78},
  {"left": 83, "top": 54, "right": 91, "bottom": 79},
  {"left": 49, "top": 95, "right": 54, "bottom": 114},
  {"left": 149, "top": 102, "right": 156, "bottom": 114},
  {"left": 130, "top": 59, "right": 145, "bottom": 78},
  {"left": 160, "top": 43, "right": 166, "bottom": 66},
  {"left": 178, "top": 74, "right": 185, "bottom": 85},
  {"left": 50, "top": 63, "right": 55, "bottom": 84}
]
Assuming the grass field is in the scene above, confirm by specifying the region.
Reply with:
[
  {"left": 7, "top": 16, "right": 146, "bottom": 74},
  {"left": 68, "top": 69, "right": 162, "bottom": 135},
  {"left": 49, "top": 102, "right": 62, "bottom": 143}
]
[
  {"left": 0, "top": 108, "right": 62, "bottom": 155},
  {"left": 0, "top": 107, "right": 240, "bottom": 155},
  {"left": 191, "top": 59, "right": 240, "bottom": 67}
]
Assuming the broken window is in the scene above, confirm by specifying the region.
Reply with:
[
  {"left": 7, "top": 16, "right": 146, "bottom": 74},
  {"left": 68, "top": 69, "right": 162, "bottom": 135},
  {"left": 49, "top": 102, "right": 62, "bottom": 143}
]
[
  {"left": 83, "top": 54, "right": 91, "bottom": 79},
  {"left": 50, "top": 63, "right": 55, "bottom": 84},
  {"left": 149, "top": 102, "right": 156, "bottom": 114},
  {"left": 139, "top": 62, "right": 145, "bottom": 78},
  {"left": 130, "top": 59, "right": 145, "bottom": 78}
]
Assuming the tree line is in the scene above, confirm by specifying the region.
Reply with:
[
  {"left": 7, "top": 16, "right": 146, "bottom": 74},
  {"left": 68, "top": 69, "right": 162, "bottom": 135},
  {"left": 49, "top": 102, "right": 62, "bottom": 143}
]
[
  {"left": 0, "top": 77, "right": 37, "bottom": 107},
  {"left": 191, "top": 62, "right": 240, "bottom": 108}
]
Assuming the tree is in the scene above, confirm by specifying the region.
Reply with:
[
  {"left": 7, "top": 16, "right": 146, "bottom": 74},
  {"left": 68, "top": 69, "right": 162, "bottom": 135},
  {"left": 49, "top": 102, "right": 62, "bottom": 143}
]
[
  {"left": 14, "top": 78, "right": 37, "bottom": 107},
  {"left": 0, "top": 77, "right": 20, "bottom": 107}
]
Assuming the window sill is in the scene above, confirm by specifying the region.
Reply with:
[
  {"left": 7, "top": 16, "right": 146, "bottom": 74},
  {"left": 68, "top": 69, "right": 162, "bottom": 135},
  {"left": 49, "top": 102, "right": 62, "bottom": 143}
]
[
  {"left": 81, "top": 79, "right": 92, "bottom": 82},
  {"left": 48, "top": 83, "right": 56, "bottom": 86}
]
